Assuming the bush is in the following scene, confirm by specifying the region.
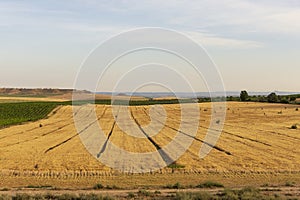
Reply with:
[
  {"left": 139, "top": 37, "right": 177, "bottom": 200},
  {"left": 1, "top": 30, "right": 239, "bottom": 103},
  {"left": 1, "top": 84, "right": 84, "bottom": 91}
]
[
  {"left": 285, "top": 181, "right": 296, "bottom": 187},
  {"left": 173, "top": 182, "right": 182, "bottom": 189},
  {"left": 291, "top": 124, "right": 298, "bottom": 129},
  {"left": 176, "top": 192, "right": 212, "bottom": 200},
  {"left": 219, "top": 189, "right": 239, "bottom": 200},
  {"left": 127, "top": 192, "right": 135, "bottom": 198},
  {"left": 196, "top": 181, "right": 224, "bottom": 188},
  {"left": 168, "top": 163, "right": 185, "bottom": 169},
  {"left": 240, "top": 90, "right": 249, "bottom": 102},
  {"left": 138, "top": 189, "right": 151, "bottom": 197},
  {"left": 165, "top": 182, "right": 183, "bottom": 189},
  {"left": 105, "top": 185, "right": 119, "bottom": 190},
  {"left": 267, "top": 92, "right": 278, "bottom": 103},
  {"left": 238, "top": 187, "right": 261, "bottom": 199},
  {"left": 93, "top": 183, "right": 104, "bottom": 190},
  {"left": 290, "top": 97, "right": 297, "bottom": 101}
]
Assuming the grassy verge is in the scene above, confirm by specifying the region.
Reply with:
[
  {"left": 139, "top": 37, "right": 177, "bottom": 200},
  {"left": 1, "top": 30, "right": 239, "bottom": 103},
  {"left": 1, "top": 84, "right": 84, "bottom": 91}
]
[{"left": 0, "top": 186, "right": 295, "bottom": 200}]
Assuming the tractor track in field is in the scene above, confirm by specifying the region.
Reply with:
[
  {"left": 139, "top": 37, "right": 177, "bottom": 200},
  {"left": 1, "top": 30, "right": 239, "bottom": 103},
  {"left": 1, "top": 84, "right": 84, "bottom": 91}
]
[
  {"left": 199, "top": 125, "right": 272, "bottom": 147},
  {"left": 44, "top": 106, "right": 108, "bottom": 154},
  {"left": 97, "top": 107, "right": 120, "bottom": 158},
  {"left": 141, "top": 108, "right": 232, "bottom": 156},
  {"left": 164, "top": 107, "right": 272, "bottom": 147},
  {"left": 221, "top": 123, "right": 300, "bottom": 155},
  {"left": 161, "top": 108, "right": 298, "bottom": 160},
  {"left": 137, "top": 108, "right": 201, "bottom": 158},
  {"left": 130, "top": 108, "right": 174, "bottom": 165},
  {"left": 0, "top": 123, "right": 74, "bottom": 149},
  {"left": 224, "top": 123, "right": 300, "bottom": 141}
]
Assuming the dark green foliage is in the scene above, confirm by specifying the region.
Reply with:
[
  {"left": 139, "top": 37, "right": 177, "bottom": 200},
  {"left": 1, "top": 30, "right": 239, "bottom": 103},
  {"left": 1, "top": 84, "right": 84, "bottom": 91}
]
[
  {"left": 127, "top": 192, "right": 135, "bottom": 198},
  {"left": 196, "top": 181, "right": 224, "bottom": 188},
  {"left": 240, "top": 90, "right": 249, "bottom": 101},
  {"left": 173, "top": 182, "right": 182, "bottom": 189},
  {"left": 285, "top": 181, "right": 296, "bottom": 187},
  {"left": 280, "top": 99, "right": 289, "bottom": 104},
  {"left": 0, "top": 102, "right": 58, "bottom": 128},
  {"left": 93, "top": 183, "right": 104, "bottom": 190},
  {"left": 176, "top": 191, "right": 212, "bottom": 200},
  {"left": 168, "top": 162, "right": 185, "bottom": 169},
  {"left": 291, "top": 124, "right": 297, "bottom": 129},
  {"left": 138, "top": 189, "right": 151, "bottom": 197},
  {"left": 267, "top": 92, "right": 278, "bottom": 103},
  {"left": 290, "top": 96, "right": 297, "bottom": 101},
  {"left": 165, "top": 182, "right": 183, "bottom": 189}
]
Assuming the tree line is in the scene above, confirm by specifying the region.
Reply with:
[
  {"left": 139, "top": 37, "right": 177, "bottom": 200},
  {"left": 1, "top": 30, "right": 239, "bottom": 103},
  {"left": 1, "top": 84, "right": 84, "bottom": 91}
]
[{"left": 238, "top": 90, "right": 299, "bottom": 104}]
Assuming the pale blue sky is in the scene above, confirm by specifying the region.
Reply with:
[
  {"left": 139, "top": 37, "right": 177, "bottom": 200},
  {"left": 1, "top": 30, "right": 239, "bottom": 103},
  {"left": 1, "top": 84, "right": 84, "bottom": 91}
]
[{"left": 0, "top": 0, "right": 299, "bottom": 92}]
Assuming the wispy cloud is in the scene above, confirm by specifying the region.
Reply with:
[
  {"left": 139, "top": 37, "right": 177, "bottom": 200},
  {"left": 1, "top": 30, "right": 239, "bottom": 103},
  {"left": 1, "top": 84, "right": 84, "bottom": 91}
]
[
  {"left": 185, "top": 31, "right": 263, "bottom": 49},
  {"left": 62, "top": 23, "right": 130, "bottom": 33}
]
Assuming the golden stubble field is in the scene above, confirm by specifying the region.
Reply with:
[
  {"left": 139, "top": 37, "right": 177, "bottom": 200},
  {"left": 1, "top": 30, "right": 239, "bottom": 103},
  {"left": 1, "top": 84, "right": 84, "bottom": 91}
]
[{"left": 0, "top": 102, "right": 300, "bottom": 188}]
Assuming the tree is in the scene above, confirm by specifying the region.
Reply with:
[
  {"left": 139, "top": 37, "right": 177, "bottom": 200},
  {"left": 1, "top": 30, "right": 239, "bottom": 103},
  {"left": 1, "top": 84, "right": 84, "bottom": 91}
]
[
  {"left": 267, "top": 92, "right": 278, "bottom": 103},
  {"left": 290, "top": 96, "right": 296, "bottom": 101},
  {"left": 240, "top": 90, "right": 249, "bottom": 101}
]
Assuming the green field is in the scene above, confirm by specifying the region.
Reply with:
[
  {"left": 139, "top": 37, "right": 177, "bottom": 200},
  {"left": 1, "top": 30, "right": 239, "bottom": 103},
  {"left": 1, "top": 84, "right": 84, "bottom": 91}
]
[{"left": 0, "top": 102, "right": 60, "bottom": 128}]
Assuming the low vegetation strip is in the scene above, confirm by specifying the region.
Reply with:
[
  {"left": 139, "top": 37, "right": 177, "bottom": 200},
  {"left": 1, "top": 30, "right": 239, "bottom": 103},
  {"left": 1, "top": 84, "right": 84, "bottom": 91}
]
[
  {"left": 0, "top": 102, "right": 61, "bottom": 128},
  {"left": 0, "top": 99, "right": 195, "bottom": 129}
]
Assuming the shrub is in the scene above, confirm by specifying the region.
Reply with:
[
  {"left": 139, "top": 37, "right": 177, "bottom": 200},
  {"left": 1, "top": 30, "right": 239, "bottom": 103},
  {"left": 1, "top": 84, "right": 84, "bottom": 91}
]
[
  {"left": 168, "top": 163, "right": 185, "bottom": 169},
  {"left": 240, "top": 90, "right": 249, "bottom": 102},
  {"left": 196, "top": 181, "right": 224, "bottom": 188},
  {"left": 285, "top": 181, "right": 296, "bottom": 187},
  {"left": 138, "top": 189, "right": 151, "bottom": 197},
  {"left": 105, "top": 185, "right": 119, "bottom": 190},
  {"left": 93, "top": 183, "right": 104, "bottom": 190},
  {"left": 291, "top": 124, "right": 298, "bottom": 129},
  {"left": 127, "top": 192, "right": 135, "bottom": 198},
  {"left": 267, "top": 92, "right": 278, "bottom": 103},
  {"left": 176, "top": 192, "right": 212, "bottom": 200},
  {"left": 238, "top": 187, "right": 261, "bottom": 199},
  {"left": 173, "top": 182, "right": 182, "bottom": 189},
  {"left": 219, "top": 189, "right": 239, "bottom": 200},
  {"left": 165, "top": 182, "right": 183, "bottom": 189}
]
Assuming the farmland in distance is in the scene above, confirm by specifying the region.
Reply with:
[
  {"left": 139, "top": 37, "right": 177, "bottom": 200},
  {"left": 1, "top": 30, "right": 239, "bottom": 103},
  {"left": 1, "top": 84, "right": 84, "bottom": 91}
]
[{"left": 0, "top": 101, "right": 300, "bottom": 189}]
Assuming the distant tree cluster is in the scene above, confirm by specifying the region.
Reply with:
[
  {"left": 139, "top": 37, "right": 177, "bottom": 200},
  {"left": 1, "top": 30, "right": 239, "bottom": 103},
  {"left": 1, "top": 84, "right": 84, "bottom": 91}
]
[
  {"left": 240, "top": 90, "right": 249, "bottom": 101},
  {"left": 236, "top": 90, "right": 300, "bottom": 104},
  {"left": 267, "top": 92, "right": 278, "bottom": 103}
]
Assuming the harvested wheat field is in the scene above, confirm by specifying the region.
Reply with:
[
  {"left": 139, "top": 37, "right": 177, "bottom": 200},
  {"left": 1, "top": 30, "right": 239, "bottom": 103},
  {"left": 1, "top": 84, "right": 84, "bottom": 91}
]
[{"left": 0, "top": 102, "right": 300, "bottom": 189}]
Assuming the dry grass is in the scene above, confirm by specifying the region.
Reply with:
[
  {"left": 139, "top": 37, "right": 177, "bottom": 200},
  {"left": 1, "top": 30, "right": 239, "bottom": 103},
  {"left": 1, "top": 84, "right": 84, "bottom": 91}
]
[{"left": 0, "top": 102, "right": 300, "bottom": 188}]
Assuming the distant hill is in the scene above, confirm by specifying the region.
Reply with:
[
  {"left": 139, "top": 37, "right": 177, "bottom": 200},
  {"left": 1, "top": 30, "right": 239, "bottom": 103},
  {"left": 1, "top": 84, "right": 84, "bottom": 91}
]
[
  {"left": 0, "top": 88, "right": 90, "bottom": 97},
  {"left": 1, "top": 88, "right": 299, "bottom": 99}
]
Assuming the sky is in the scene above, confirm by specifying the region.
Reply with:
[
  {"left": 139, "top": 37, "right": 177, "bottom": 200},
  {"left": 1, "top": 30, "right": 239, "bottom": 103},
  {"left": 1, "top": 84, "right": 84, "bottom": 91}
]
[{"left": 0, "top": 0, "right": 299, "bottom": 92}]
